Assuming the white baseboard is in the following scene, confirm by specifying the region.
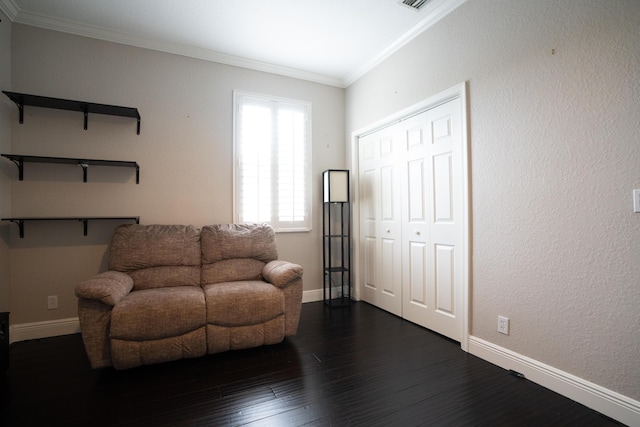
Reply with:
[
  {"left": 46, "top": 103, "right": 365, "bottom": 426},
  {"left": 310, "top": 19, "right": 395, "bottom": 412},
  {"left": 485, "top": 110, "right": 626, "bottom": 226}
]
[
  {"left": 468, "top": 336, "right": 640, "bottom": 427},
  {"left": 9, "top": 317, "right": 80, "bottom": 344},
  {"left": 303, "top": 288, "right": 360, "bottom": 303},
  {"left": 302, "top": 288, "right": 323, "bottom": 303}
]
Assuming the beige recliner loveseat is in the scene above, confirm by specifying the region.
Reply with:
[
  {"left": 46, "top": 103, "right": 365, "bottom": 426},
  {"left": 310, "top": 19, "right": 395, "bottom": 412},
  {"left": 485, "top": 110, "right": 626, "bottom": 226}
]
[{"left": 75, "top": 223, "right": 303, "bottom": 370}]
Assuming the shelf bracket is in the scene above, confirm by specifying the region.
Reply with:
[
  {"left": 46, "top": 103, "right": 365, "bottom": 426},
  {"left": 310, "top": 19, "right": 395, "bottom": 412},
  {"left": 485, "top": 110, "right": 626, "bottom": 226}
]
[
  {"left": 79, "top": 219, "right": 89, "bottom": 236},
  {"left": 82, "top": 105, "right": 89, "bottom": 130},
  {"left": 8, "top": 219, "right": 25, "bottom": 238},
  {"left": 8, "top": 97, "right": 24, "bottom": 124},
  {"left": 135, "top": 164, "right": 140, "bottom": 184},
  {"left": 8, "top": 157, "right": 24, "bottom": 181},
  {"left": 136, "top": 118, "right": 141, "bottom": 135},
  {"left": 79, "top": 162, "right": 89, "bottom": 183}
]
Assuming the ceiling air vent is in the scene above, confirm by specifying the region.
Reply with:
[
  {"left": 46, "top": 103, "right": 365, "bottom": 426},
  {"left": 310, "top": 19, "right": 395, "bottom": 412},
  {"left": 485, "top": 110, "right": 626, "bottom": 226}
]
[{"left": 398, "top": 0, "right": 431, "bottom": 11}]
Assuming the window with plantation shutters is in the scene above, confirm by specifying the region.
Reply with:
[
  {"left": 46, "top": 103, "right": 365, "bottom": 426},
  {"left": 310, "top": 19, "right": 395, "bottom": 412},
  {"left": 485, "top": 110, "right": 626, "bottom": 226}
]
[{"left": 233, "top": 91, "right": 312, "bottom": 232}]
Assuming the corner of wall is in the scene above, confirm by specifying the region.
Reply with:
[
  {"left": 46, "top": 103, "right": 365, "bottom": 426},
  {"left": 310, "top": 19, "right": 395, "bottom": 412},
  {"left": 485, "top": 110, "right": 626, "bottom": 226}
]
[{"left": 0, "top": 8, "right": 12, "bottom": 314}]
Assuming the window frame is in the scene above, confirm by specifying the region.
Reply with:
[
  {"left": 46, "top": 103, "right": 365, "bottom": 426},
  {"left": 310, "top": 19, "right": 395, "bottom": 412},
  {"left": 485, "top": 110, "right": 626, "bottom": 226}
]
[{"left": 233, "top": 90, "right": 313, "bottom": 233}]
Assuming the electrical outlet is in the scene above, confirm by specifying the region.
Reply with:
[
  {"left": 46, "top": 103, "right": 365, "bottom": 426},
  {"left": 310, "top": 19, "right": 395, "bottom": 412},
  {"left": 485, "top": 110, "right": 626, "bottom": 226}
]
[
  {"left": 633, "top": 189, "right": 640, "bottom": 213},
  {"left": 47, "top": 295, "right": 58, "bottom": 310},
  {"left": 498, "top": 316, "right": 509, "bottom": 335}
]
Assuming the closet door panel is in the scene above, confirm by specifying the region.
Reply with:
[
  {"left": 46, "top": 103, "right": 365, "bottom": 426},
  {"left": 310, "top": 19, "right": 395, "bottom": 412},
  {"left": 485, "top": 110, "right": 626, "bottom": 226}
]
[
  {"left": 433, "top": 152, "right": 454, "bottom": 223},
  {"left": 408, "top": 241, "right": 428, "bottom": 307},
  {"left": 426, "top": 98, "right": 464, "bottom": 340},
  {"left": 358, "top": 130, "right": 402, "bottom": 316},
  {"left": 358, "top": 97, "right": 464, "bottom": 342},
  {"left": 434, "top": 244, "right": 455, "bottom": 316},
  {"left": 401, "top": 113, "right": 433, "bottom": 327},
  {"left": 375, "top": 131, "right": 403, "bottom": 315},
  {"left": 359, "top": 135, "right": 380, "bottom": 302}
]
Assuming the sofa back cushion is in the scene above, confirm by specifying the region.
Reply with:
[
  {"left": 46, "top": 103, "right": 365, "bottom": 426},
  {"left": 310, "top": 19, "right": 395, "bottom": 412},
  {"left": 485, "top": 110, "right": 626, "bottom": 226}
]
[
  {"left": 201, "top": 224, "right": 278, "bottom": 284},
  {"left": 109, "top": 224, "right": 201, "bottom": 290}
]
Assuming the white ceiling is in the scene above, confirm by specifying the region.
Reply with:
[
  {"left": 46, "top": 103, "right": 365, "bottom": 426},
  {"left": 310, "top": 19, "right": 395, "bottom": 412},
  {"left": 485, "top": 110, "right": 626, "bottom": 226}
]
[{"left": 0, "top": 0, "right": 465, "bottom": 87}]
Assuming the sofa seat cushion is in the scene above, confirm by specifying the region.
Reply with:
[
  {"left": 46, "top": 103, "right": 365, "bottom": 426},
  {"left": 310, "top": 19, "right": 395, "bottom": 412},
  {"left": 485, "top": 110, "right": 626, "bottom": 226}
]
[
  {"left": 202, "top": 258, "right": 265, "bottom": 285},
  {"left": 128, "top": 266, "right": 201, "bottom": 290},
  {"left": 204, "top": 281, "right": 284, "bottom": 326},
  {"left": 206, "top": 319, "right": 284, "bottom": 354},
  {"left": 111, "top": 328, "right": 206, "bottom": 370},
  {"left": 111, "top": 286, "right": 206, "bottom": 341}
]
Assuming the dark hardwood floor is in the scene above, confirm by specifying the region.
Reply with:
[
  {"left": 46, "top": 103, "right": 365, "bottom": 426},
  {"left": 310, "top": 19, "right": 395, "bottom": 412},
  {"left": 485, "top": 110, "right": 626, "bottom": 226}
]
[{"left": 1, "top": 301, "right": 622, "bottom": 426}]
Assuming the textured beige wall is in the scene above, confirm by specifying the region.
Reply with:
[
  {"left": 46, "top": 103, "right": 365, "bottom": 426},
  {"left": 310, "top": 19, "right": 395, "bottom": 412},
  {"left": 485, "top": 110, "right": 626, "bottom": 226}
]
[
  {"left": 9, "top": 25, "right": 344, "bottom": 324},
  {"left": 346, "top": 0, "right": 640, "bottom": 400},
  {"left": 0, "top": 10, "right": 11, "bottom": 313}
]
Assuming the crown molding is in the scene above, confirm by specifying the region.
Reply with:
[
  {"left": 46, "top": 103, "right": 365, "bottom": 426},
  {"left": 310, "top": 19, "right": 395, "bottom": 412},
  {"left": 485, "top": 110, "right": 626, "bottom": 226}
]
[
  {"left": 8, "top": 7, "right": 345, "bottom": 87},
  {"left": 1, "top": 0, "right": 465, "bottom": 88},
  {"left": 343, "top": 0, "right": 467, "bottom": 86},
  {"left": 0, "top": 0, "right": 18, "bottom": 20}
]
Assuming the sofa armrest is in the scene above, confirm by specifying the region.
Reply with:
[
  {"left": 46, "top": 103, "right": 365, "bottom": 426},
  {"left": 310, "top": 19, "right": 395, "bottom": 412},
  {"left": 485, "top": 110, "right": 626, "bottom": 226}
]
[
  {"left": 262, "top": 260, "right": 303, "bottom": 288},
  {"left": 75, "top": 271, "right": 134, "bottom": 306}
]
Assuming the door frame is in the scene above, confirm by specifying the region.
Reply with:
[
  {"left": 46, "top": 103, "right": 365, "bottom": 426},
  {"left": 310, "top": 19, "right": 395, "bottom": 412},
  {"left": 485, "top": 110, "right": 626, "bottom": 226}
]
[{"left": 349, "top": 82, "right": 471, "bottom": 352}]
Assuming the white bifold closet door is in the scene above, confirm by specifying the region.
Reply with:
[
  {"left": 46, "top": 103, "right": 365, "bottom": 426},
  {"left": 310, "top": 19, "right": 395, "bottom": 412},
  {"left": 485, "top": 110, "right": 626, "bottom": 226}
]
[{"left": 358, "top": 97, "right": 464, "bottom": 342}]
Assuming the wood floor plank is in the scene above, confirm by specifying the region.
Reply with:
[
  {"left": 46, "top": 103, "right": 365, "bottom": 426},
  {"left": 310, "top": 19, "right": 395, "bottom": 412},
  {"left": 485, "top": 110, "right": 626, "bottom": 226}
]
[{"left": 0, "top": 301, "right": 623, "bottom": 426}]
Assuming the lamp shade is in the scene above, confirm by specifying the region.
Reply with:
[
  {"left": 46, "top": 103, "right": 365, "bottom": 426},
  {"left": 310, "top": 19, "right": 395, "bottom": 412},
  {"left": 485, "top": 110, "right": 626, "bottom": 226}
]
[{"left": 323, "top": 169, "right": 349, "bottom": 203}]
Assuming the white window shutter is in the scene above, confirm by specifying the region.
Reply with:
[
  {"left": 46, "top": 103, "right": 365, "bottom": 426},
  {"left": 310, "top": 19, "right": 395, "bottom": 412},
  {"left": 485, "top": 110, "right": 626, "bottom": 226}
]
[{"left": 234, "top": 91, "right": 312, "bottom": 232}]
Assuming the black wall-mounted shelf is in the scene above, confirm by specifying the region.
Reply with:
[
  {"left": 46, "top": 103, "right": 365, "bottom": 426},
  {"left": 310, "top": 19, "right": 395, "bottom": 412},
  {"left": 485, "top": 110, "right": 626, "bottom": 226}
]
[
  {"left": 2, "top": 91, "right": 141, "bottom": 134},
  {"left": 1, "top": 217, "right": 140, "bottom": 238},
  {"left": 1, "top": 154, "right": 140, "bottom": 184}
]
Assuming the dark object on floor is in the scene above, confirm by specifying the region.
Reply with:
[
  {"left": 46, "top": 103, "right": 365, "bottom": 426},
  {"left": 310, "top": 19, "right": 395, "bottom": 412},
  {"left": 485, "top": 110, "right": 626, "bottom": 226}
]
[{"left": 0, "top": 312, "right": 8, "bottom": 374}]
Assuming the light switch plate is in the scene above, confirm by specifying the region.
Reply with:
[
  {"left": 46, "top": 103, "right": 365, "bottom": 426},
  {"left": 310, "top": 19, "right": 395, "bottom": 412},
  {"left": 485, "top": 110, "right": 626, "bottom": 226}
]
[{"left": 634, "top": 189, "right": 640, "bottom": 213}]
